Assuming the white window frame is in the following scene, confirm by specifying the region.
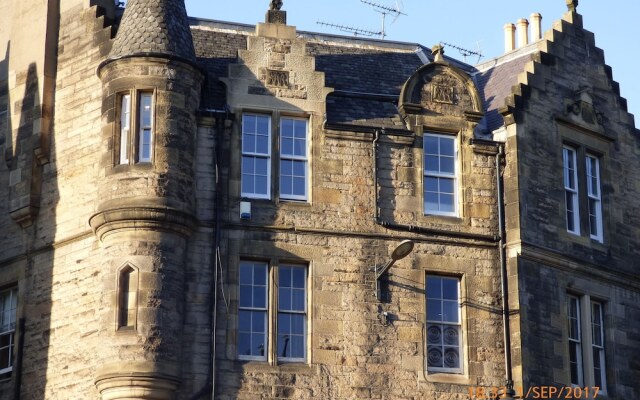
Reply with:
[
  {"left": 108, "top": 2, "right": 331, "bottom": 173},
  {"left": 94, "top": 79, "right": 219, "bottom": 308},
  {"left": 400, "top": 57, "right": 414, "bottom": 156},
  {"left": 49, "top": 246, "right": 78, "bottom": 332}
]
[
  {"left": 425, "top": 275, "right": 463, "bottom": 374},
  {"left": 591, "top": 301, "right": 607, "bottom": 394},
  {"left": 241, "top": 114, "right": 272, "bottom": 200},
  {"left": 237, "top": 260, "right": 308, "bottom": 363},
  {"left": 138, "top": 92, "right": 154, "bottom": 163},
  {"left": 586, "top": 154, "right": 603, "bottom": 242},
  {"left": 567, "top": 295, "right": 583, "bottom": 386},
  {"left": 276, "top": 265, "right": 307, "bottom": 362},
  {"left": 237, "top": 261, "right": 269, "bottom": 361},
  {"left": 279, "top": 118, "right": 308, "bottom": 201},
  {"left": 563, "top": 146, "right": 580, "bottom": 235},
  {"left": 423, "top": 133, "right": 458, "bottom": 217},
  {"left": 0, "top": 287, "right": 17, "bottom": 376},
  {"left": 119, "top": 94, "right": 131, "bottom": 164},
  {"left": 117, "top": 91, "right": 154, "bottom": 165},
  {"left": 567, "top": 294, "right": 607, "bottom": 394}
]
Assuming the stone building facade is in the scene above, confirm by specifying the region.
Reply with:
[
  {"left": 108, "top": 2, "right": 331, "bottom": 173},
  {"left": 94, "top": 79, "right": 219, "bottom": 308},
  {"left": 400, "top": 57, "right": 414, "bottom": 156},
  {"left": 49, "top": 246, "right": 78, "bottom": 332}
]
[{"left": 0, "top": 0, "right": 637, "bottom": 399}]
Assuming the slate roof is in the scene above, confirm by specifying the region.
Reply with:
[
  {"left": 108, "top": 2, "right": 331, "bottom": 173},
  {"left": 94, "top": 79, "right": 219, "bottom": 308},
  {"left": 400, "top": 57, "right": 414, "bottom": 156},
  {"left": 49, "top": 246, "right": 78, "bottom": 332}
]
[
  {"left": 187, "top": 18, "right": 535, "bottom": 134},
  {"left": 474, "top": 46, "right": 539, "bottom": 132},
  {"left": 110, "top": 0, "right": 196, "bottom": 63}
]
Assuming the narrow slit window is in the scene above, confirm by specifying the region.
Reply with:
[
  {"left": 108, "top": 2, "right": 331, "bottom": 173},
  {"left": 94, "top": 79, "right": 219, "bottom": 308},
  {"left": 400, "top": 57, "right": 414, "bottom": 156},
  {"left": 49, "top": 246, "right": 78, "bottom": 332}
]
[{"left": 118, "top": 267, "right": 138, "bottom": 329}]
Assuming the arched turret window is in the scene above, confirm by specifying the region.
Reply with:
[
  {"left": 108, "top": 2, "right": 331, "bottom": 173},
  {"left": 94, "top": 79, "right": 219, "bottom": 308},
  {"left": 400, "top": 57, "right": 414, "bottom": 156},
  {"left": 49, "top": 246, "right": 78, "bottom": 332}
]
[{"left": 117, "top": 265, "right": 138, "bottom": 330}]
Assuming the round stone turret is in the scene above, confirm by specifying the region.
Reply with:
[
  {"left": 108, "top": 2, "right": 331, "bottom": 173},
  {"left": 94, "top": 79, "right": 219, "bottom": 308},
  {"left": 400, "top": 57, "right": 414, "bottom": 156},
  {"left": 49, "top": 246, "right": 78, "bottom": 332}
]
[{"left": 92, "top": 1, "right": 202, "bottom": 399}]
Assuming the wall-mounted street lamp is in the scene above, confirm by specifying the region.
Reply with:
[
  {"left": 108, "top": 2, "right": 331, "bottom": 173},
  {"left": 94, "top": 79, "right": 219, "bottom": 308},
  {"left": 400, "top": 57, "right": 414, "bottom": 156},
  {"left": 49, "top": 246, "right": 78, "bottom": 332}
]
[{"left": 375, "top": 240, "right": 414, "bottom": 301}]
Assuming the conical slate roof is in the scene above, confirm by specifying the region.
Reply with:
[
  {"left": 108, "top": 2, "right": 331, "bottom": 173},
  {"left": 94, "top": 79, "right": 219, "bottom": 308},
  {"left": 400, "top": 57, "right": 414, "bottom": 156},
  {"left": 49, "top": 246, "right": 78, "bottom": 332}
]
[{"left": 109, "top": 0, "right": 196, "bottom": 63}]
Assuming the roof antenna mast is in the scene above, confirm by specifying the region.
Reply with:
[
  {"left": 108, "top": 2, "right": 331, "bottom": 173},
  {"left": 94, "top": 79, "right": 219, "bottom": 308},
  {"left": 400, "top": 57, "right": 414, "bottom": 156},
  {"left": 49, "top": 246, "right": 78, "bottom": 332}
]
[
  {"left": 360, "top": 0, "right": 407, "bottom": 39},
  {"left": 317, "top": 0, "right": 407, "bottom": 40}
]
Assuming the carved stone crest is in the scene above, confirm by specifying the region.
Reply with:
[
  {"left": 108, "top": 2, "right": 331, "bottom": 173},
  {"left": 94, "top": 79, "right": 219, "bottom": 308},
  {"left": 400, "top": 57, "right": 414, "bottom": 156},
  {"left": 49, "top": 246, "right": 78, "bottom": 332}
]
[
  {"left": 267, "top": 69, "right": 289, "bottom": 88},
  {"left": 432, "top": 85, "right": 454, "bottom": 104}
]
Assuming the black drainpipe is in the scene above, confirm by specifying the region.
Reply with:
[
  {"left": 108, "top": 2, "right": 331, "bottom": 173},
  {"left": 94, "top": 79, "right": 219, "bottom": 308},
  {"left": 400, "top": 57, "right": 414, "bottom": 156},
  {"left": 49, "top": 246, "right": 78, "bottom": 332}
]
[
  {"left": 13, "top": 318, "right": 25, "bottom": 400},
  {"left": 496, "top": 144, "right": 516, "bottom": 400},
  {"left": 189, "top": 110, "right": 227, "bottom": 400}
]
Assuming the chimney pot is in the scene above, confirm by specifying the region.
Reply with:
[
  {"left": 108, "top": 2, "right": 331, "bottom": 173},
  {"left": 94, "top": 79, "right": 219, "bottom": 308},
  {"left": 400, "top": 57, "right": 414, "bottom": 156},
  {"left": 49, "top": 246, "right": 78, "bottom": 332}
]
[
  {"left": 504, "top": 23, "right": 516, "bottom": 52},
  {"left": 530, "top": 13, "right": 543, "bottom": 41},
  {"left": 516, "top": 18, "right": 530, "bottom": 48}
]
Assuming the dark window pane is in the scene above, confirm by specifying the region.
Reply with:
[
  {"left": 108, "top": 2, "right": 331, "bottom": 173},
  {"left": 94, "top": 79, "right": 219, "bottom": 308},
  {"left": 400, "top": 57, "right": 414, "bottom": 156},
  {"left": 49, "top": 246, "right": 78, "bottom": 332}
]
[
  {"left": 294, "top": 120, "right": 306, "bottom": 138},
  {"left": 254, "top": 264, "right": 267, "bottom": 285},
  {"left": 281, "top": 119, "right": 293, "bottom": 137},
  {"left": 425, "top": 192, "right": 438, "bottom": 211},
  {"left": 424, "top": 136, "right": 439, "bottom": 154},
  {"left": 243, "top": 116, "right": 256, "bottom": 134},
  {"left": 291, "top": 314, "right": 305, "bottom": 334},
  {"left": 427, "top": 299, "right": 442, "bottom": 322},
  {"left": 292, "top": 177, "right": 305, "bottom": 196},
  {"left": 278, "top": 313, "right": 290, "bottom": 334},
  {"left": 292, "top": 160, "right": 305, "bottom": 177},
  {"left": 440, "top": 178, "right": 454, "bottom": 194},
  {"left": 290, "top": 335, "right": 304, "bottom": 359},
  {"left": 440, "top": 194, "right": 455, "bottom": 212},
  {"left": 280, "top": 268, "right": 292, "bottom": 287},
  {"left": 292, "top": 268, "right": 305, "bottom": 288},
  {"left": 293, "top": 138, "right": 306, "bottom": 156},
  {"left": 239, "top": 286, "right": 252, "bottom": 308},
  {"left": 238, "top": 332, "right": 252, "bottom": 356},
  {"left": 440, "top": 156, "right": 454, "bottom": 174},
  {"left": 256, "top": 116, "right": 269, "bottom": 135},
  {"left": 281, "top": 137, "right": 293, "bottom": 156},
  {"left": 443, "top": 347, "right": 460, "bottom": 368},
  {"left": 238, "top": 310, "right": 251, "bottom": 332},
  {"left": 442, "top": 279, "right": 458, "bottom": 300},
  {"left": 442, "top": 300, "right": 459, "bottom": 323},
  {"left": 278, "top": 334, "right": 290, "bottom": 358},
  {"left": 427, "top": 324, "right": 442, "bottom": 345},
  {"left": 425, "top": 177, "right": 438, "bottom": 192},
  {"left": 280, "top": 175, "right": 292, "bottom": 195},
  {"left": 256, "top": 135, "right": 269, "bottom": 154},
  {"left": 426, "top": 277, "right": 442, "bottom": 299},
  {"left": 255, "top": 158, "right": 269, "bottom": 174},
  {"left": 291, "top": 289, "right": 305, "bottom": 312},
  {"left": 239, "top": 263, "right": 252, "bottom": 285},
  {"left": 425, "top": 156, "right": 439, "bottom": 173},
  {"left": 252, "top": 312, "right": 265, "bottom": 333},
  {"left": 427, "top": 346, "right": 443, "bottom": 368},
  {"left": 253, "top": 286, "right": 266, "bottom": 308},
  {"left": 279, "top": 288, "right": 291, "bottom": 311},
  {"left": 440, "top": 138, "right": 454, "bottom": 156},
  {"left": 252, "top": 333, "right": 266, "bottom": 356},
  {"left": 242, "top": 157, "right": 254, "bottom": 174},
  {"left": 255, "top": 176, "right": 268, "bottom": 194}
]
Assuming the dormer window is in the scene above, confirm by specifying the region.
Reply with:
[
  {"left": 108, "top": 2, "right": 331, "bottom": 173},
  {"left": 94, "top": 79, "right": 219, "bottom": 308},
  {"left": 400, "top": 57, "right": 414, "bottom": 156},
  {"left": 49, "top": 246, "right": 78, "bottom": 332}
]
[
  {"left": 423, "top": 133, "right": 458, "bottom": 216},
  {"left": 117, "top": 91, "right": 154, "bottom": 165}
]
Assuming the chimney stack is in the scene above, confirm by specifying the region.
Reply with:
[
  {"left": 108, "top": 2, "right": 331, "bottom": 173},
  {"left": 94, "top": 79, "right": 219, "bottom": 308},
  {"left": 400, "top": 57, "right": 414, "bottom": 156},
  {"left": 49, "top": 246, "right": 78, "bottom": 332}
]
[
  {"left": 530, "top": 13, "right": 542, "bottom": 41},
  {"left": 516, "top": 18, "right": 529, "bottom": 48},
  {"left": 504, "top": 23, "right": 516, "bottom": 52}
]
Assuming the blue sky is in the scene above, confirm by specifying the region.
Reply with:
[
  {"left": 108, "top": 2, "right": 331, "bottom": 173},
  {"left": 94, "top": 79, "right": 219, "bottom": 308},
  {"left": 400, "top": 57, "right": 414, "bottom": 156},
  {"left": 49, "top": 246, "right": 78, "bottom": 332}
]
[{"left": 183, "top": 0, "right": 639, "bottom": 121}]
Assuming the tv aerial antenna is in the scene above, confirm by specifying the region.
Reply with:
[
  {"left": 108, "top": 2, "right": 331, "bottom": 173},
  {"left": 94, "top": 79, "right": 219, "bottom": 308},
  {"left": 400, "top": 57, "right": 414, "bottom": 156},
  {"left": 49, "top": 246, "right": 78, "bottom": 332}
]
[
  {"left": 316, "top": 22, "right": 381, "bottom": 38},
  {"left": 361, "top": 0, "right": 407, "bottom": 39},
  {"left": 439, "top": 41, "right": 484, "bottom": 63},
  {"left": 317, "top": 0, "right": 407, "bottom": 40}
]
